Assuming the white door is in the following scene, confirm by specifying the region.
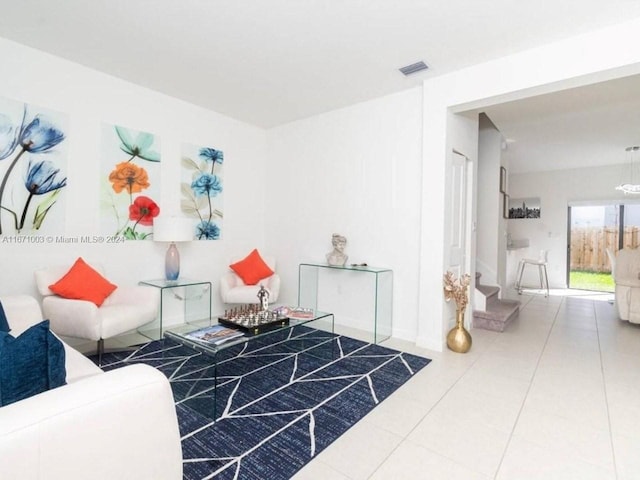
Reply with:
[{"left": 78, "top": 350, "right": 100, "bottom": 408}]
[{"left": 448, "top": 152, "right": 469, "bottom": 280}]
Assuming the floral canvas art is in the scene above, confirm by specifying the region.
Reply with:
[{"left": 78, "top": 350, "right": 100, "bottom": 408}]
[
  {"left": 0, "top": 97, "right": 68, "bottom": 236},
  {"left": 100, "top": 123, "right": 161, "bottom": 239},
  {"left": 181, "top": 142, "right": 224, "bottom": 240}
]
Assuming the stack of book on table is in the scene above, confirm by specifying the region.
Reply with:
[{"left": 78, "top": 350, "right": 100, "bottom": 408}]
[{"left": 184, "top": 325, "right": 245, "bottom": 345}]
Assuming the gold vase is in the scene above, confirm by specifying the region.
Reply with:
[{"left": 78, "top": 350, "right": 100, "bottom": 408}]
[{"left": 446, "top": 309, "right": 472, "bottom": 353}]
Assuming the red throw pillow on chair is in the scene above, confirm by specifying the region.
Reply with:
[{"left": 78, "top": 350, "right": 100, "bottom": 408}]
[
  {"left": 229, "top": 249, "right": 274, "bottom": 285},
  {"left": 48, "top": 257, "right": 117, "bottom": 306}
]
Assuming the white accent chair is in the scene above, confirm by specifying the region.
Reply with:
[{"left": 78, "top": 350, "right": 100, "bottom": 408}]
[
  {"left": 220, "top": 255, "right": 281, "bottom": 304},
  {"left": 34, "top": 264, "right": 159, "bottom": 362},
  {"left": 515, "top": 250, "right": 549, "bottom": 297},
  {"left": 611, "top": 248, "right": 640, "bottom": 323}
]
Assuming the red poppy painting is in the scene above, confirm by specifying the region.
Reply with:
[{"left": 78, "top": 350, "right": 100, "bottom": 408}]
[{"left": 129, "top": 196, "right": 159, "bottom": 226}]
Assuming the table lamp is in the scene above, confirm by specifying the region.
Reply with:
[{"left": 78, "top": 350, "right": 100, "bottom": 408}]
[{"left": 153, "top": 216, "right": 193, "bottom": 281}]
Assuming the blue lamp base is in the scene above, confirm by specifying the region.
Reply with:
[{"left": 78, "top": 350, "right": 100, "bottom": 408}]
[{"left": 165, "top": 242, "right": 180, "bottom": 281}]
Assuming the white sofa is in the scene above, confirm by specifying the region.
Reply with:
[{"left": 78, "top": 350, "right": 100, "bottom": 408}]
[
  {"left": 612, "top": 248, "right": 640, "bottom": 324},
  {"left": 0, "top": 295, "right": 183, "bottom": 480}
]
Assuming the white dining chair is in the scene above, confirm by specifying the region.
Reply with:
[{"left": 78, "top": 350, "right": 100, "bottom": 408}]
[{"left": 515, "top": 250, "right": 549, "bottom": 297}]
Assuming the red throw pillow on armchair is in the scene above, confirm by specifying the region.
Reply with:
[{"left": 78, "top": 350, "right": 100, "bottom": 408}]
[
  {"left": 230, "top": 249, "right": 274, "bottom": 285},
  {"left": 48, "top": 257, "right": 117, "bottom": 306}
]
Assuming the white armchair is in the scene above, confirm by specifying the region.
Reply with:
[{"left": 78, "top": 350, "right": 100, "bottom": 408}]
[
  {"left": 34, "top": 263, "right": 159, "bottom": 361},
  {"left": 220, "top": 255, "right": 281, "bottom": 304},
  {"left": 611, "top": 248, "right": 640, "bottom": 324}
]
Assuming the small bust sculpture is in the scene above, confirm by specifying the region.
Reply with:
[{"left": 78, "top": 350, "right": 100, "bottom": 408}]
[
  {"left": 257, "top": 284, "right": 269, "bottom": 311},
  {"left": 326, "top": 233, "right": 348, "bottom": 266}
]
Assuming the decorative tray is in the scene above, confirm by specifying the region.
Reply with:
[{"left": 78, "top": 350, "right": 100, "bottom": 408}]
[{"left": 218, "top": 307, "right": 289, "bottom": 336}]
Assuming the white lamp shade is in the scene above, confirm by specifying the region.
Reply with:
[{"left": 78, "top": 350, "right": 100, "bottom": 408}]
[{"left": 153, "top": 217, "right": 193, "bottom": 242}]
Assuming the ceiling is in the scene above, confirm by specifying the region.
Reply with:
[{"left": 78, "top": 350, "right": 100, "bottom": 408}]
[
  {"left": 483, "top": 73, "right": 640, "bottom": 174},
  {"left": 2, "top": 1, "right": 640, "bottom": 174}
]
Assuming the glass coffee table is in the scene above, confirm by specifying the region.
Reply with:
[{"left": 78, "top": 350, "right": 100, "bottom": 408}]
[{"left": 163, "top": 308, "right": 335, "bottom": 421}]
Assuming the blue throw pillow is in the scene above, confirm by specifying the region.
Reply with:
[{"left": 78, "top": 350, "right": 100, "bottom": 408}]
[
  {"left": 0, "top": 320, "right": 66, "bottom": 407},
  {"left": 0, "top": 301, "right": 9, "bottom": 333}
]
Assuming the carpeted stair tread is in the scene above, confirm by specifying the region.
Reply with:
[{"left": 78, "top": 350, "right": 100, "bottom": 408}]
[
  {"left": 477, "top": 297, "right": 519, "bottom": 315},
  {"left": 476, "top": 284, "right": 500, "bottom": 299},
  {"left": 474, "top": 271, "right": 519, "bottom": 332},
  {"left": 473, "top": 298, "right": 520, "bottom": 332}
]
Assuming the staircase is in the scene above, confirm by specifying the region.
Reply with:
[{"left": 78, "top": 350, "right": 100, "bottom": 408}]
[{"left": 473, "top": 272, "right": 520, "bottom": 332}]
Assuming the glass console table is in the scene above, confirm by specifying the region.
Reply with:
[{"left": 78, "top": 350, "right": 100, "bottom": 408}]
[
  {"left": 298, "top": 263, "right": 393, "bottom": 343},
  {"left": 138, "top": 278, "right": 212, "bottom": 340}
]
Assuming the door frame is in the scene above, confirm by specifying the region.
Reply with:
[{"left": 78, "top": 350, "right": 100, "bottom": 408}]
[
  {"left": 566, "top": 203, "right": 625, "bottom": 290},
  {"left": 448, "top": 150, "right": 474, "bottom": 325}
]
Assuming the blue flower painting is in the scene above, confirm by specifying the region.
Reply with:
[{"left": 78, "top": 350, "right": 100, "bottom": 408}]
[
  {"left": 181, "top": 143, "right": 224, "bottom": 240},
  {"left": 0, "top": 98, "right": 68, "bottom": 235}
]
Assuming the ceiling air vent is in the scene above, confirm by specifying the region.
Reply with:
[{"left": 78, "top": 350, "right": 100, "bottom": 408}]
[{"left": 399, "top": 61, "right": 429, "bottom": 76}]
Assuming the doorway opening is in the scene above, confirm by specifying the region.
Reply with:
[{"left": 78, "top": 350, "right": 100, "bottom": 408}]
[{"left": 568, "top": 204, "right": 640, "bottom": 292}]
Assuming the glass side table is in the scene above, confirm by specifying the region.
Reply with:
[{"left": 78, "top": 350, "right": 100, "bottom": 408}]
[
  {"left": 138, "top": 278, "right": 212, "bottom": 340},
  {"left": 298, "top": 263, "right": 393, "bottom": 343}
]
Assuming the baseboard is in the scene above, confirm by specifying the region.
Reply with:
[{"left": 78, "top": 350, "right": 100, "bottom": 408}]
[{"left": 415, "top": 334, "right": 444, "bottom": 352}]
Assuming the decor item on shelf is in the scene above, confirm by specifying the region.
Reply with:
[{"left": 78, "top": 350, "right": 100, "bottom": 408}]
[
  {"left": 257, "top": 284, "right": 269, "bottom": 310},
  {"left": 443, "top": 271, "right": 472, "bottom": 353},
  {"left": 616, "top": 145, "right": 640, "bottom": 194},
  {"left": 153, "top": 216, "right": 193, "bottom": 281},
  {"left": 326, "top": 233, "right": 348, "bottom": 266}
]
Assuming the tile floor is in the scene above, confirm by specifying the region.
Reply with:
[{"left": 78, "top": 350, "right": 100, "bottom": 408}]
[
  {"left": 67, "top": 290, "right": 640, "bottom": 479},
  {"left": 291, "top": 290, "right": 640, "bottom": 480}
]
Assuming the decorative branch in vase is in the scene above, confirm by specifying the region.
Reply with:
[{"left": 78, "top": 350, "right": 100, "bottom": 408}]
[{"left": 443, "top": 271, "right": 472, "bottom": 353}]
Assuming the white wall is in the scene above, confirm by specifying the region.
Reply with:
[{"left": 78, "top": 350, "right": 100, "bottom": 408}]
[
  {"left": 476, "top": 114, "right": 504, "bottom": 286},
  {"left": 506, "top": 163, "right": 628, "bottom": 289},
  {"left": 266, "top": 87, "right": 423, "bottom": 341},
  {"left": 0, "top": 37, "right": 267, "bottom": 319}
]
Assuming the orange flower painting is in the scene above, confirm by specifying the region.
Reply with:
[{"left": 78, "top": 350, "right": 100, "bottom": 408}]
[
  {"left": 108, "top": 162, "right": 150, "bottom": 194},
  {"left": 100, "top": 124, "right": 161, "bottom": 240}
]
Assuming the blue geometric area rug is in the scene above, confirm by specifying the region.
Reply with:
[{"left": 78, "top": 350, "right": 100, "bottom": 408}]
[{"left": 96, "top": 326, "right": 431, "bottom": 480}]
